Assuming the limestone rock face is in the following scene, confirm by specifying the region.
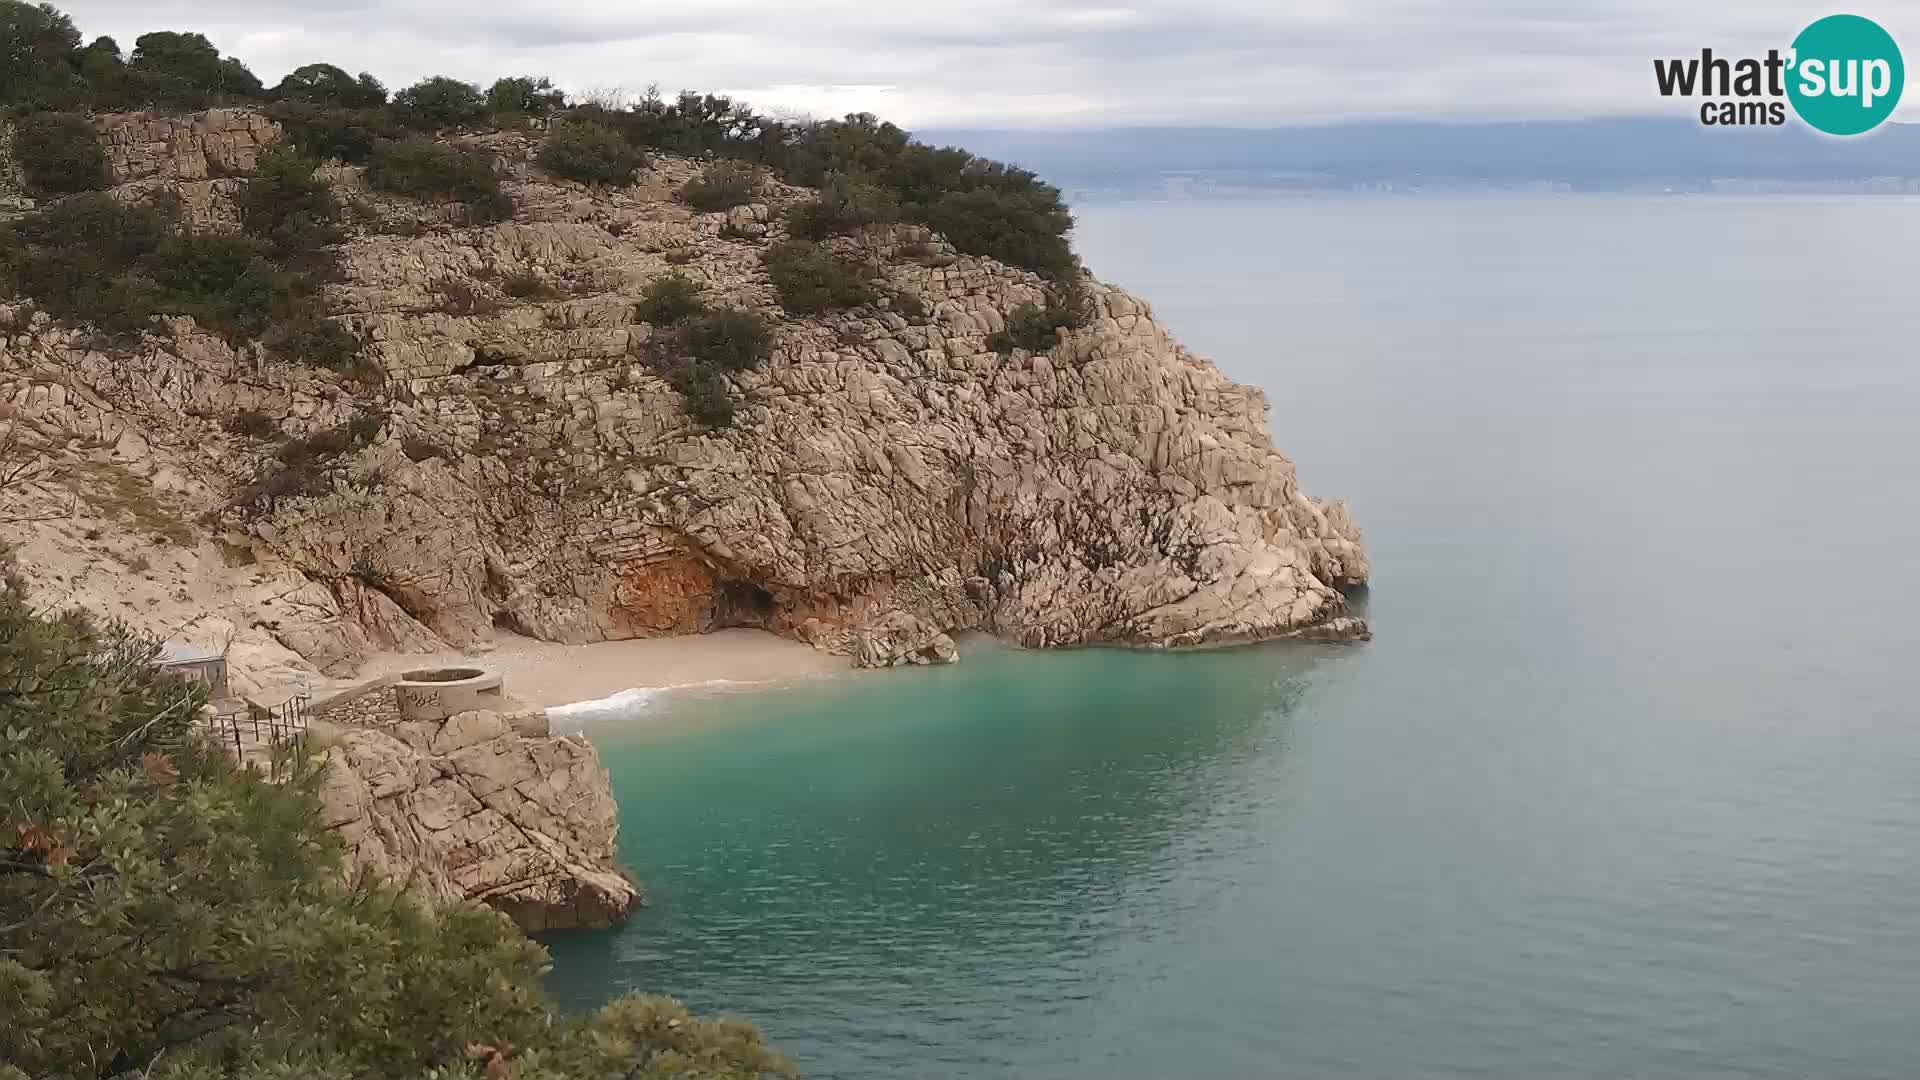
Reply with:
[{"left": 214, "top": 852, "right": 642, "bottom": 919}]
[
  {"left": 94, "top": 108, "right": 281, "bottom": 185},
  {"left": 0, "top": 108, "right": 1371, "bottom": 695},
  {"left": 851, "top": 610, "right": 960, "bottom": 668},
  {"left": 313, "top": 709, "right": 641, "bottom": 931}
]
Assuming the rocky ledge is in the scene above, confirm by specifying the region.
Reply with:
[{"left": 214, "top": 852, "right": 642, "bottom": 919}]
[{"left": 312, "top": 706, "right": 639, "bottom": 932}]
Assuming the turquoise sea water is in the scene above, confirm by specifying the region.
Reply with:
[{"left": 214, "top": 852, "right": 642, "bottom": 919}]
[{"left": 547, "top": 196, "right": 1920, "bottom": 1079}]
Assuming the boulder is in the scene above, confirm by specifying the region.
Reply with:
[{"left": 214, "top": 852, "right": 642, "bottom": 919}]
[{"left": 315, "top": 708, "right": 641, "bottom": 931}]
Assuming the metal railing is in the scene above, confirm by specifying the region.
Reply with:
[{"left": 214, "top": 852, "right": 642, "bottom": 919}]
[{"left": 198, "top": 690, "right": 312, "bottom": 776}]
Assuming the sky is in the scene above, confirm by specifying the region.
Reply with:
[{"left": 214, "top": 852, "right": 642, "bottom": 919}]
[{"left": 56, "top": 0, "right": 1920, "bottom": 130}]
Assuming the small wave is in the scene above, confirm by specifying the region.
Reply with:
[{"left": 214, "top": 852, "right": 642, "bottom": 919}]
[{"left": 545, "top": 680, "right": 746, "bottom": 726}]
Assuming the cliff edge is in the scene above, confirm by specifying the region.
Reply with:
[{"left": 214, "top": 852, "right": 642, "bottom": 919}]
[{"left": 0, "top": 108, "right": 1369, "bottom": 687}]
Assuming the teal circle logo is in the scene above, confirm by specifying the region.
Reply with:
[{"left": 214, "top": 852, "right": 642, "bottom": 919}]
[{"left": 1787, "top": 14, "right": 1904, "bottom": 135}]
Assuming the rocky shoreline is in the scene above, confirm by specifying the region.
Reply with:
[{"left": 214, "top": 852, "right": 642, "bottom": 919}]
[{"left": 2, "top": 106, "right": 1369, "bottom": 930}]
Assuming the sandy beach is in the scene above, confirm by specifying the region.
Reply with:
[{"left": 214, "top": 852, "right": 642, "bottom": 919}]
[{"left": 347, "top": 628, "right": 846, "bottom": 709}]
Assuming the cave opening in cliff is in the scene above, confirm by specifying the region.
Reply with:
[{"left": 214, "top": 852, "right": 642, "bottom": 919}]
[{"left": 715, "top": 580, "right": 777, "bottom": 627}]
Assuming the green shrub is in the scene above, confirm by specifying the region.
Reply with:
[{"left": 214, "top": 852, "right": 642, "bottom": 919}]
[
  {"left": 538, "top": 120, "right": 645, "bottom": 186},
  {"left": 635, "top": 271, "right": 706, "bottom": 324},
  {"left": 0, "top": 193, "right": 306, "bottom": 341},
  {"left": 668, "top": 361, "right": 735, "bottom": 428},
  {"left": 238, "top": 144, "right": 341, "bottom": 260},
  {"left": 223, "top": 410, "right": 277, "bottom": 438},
  {"left": 0, "top": 578, "right": 792, "bottom": 1080},
  {"left": 271, "top": 62, "right": 387, "bottom": 107},
  {"left": 392, "top": 75, "right": 486, "bottom": 128},
  {"left": 686, "top": 307, "right": 773, "bottom": 372},
  {"left": 126, "top": 29, "right": 264, "bottom": 108},
  {"left": 265, "top": 314, "right": 359, "bottom": 369},
  {"left": 680, "top": 160, "right": 761, "bottom": 211},
  {"left": 265, "top": 101, "right": 404, "bottom": 164},
  {"left": 366, "top": 137, "right": 511, "bottom": 222},
  {"left": 485, "top": 75, "right": 564, "bottom": 115},
  {"left": 345, "top": 410, "right": 383, "bottom": 444},
  {"left": 763, "top": 240, "right": 875, "bottom": 314},
  {"left": 785, "top": 172, "right": 897, "bottom": 239},
  {"left": 989, "top": 302, "right": 1070, "bottom": 352},
  {"left": 0, "top": 1, "right": 83, "bottom": 104},
  {"left": 10, "top": 111, "right": 106, "bottom": 196},
  {"left": 144, "top": 231, "right": 293, "bottom": 339},
  {"left": 923, "top": 187, "right": 1076, "bottom": 279}
]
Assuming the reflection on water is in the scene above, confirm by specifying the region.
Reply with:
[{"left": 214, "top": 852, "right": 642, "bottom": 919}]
[
  {"left": 545, "top": 640, "right": 1336, "bottom": 1076},
  {"left": 549, "top": 197, "right": 1920, "bottom": 1080}
]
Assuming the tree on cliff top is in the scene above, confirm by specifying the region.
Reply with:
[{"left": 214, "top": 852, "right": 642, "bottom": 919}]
[
  {"left": 273, "top": 62, "right": 387, "bottom": 108},
  {"left": 0, "top": 572, "right": 795, "bottom": 1079},
  {"left": 127, "top": 30, "right": 264, "bottom": 105},
  {"left": 0, "top": 1, "right": 79, "bottom": 100}
]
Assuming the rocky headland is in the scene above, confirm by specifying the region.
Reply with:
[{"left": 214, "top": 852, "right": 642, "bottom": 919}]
[{"left": 1, "top": 106, "right": 1368, "bottom": 928}]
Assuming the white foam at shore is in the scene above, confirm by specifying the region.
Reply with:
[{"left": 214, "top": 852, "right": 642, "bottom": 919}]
[{"left": 543, "top": 680, "right": 742, "bottom": 726}]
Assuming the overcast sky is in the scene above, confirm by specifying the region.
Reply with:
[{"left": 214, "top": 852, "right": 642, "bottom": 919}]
[{"left": 56, "top": 0, "right": 1920, "bottom": 129}]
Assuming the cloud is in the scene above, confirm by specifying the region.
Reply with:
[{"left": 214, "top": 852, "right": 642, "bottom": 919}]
[{"left": 56, "top": 0, "right": 1920, "bottom": 128}]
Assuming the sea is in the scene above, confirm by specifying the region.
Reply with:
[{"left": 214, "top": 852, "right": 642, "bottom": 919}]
[{"left": 546, "top": 194, "right": 1920, "bottom": 1079}]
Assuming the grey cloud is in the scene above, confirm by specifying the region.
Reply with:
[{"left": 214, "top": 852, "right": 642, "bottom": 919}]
[{"left": 56, "top": 0, "right": 1920, "bottom": 128}]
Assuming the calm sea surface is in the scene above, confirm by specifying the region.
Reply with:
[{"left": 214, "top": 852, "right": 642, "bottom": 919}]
[{"left": 547, "top": 196, "right": 1920, "bottom": 1079}]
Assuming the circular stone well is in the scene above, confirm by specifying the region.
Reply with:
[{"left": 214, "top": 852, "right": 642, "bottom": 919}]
[{"left": 393, "top": 666, "right": 505, "bottom": 721}]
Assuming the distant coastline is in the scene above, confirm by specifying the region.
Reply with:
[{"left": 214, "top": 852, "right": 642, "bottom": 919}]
[{"left": 922, "top": 116, "right": 1920, "bottom": 201}]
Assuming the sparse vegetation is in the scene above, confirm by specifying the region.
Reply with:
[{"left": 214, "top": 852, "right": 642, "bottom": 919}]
[
  {"left": 764, "top": 240, "right": 875, "bottom": 314},
  {"left": 429, "top": 277, "right": 501, "bottom": 317},
  {"left": 635, "top": 271, "right": 706, "bottom": 324},
  {"left": 538, "top": 120, "right": 646, "bottom": 186},
  {"left": 687, "top": 308, "right": 774, "bottom": 372},
  {"left": 10, "top": 110, "right": 106, "bottom": 196},
  {"left": 70, "top": 461, "right": 193, "bottom": 545},
  {"left": 989, "top": 297, "right": 1083, "bottom": 353},
  {"left": 264, "top": 314, "right": 359, "bottom": 369},
  {"left": 366, "top": 137, "right": 511, "bottom": 223},
  {"left": 266, "top": 100, "right": 404, "bottom": 164},
  {"left": 667, "top": 361, "right": 736, "bottom": 428},
  {"left": 0, "top": 193, "right": 303, "bottom": 341},
  {"left": 223, "top": 410, "right": 278, "bottom": 438},
  {"left": 680, "top": 160, "right": 761, "bottom": 211},
  {"left": 237, "top": 143, "right": 341, "bottom": 261},
  {"left": 785, "top": 172, "right": 898, "bottom": 239}
]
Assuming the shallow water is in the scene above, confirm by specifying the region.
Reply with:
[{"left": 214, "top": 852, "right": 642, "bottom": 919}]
[{"left": 548, "top": 195, "right": 1920, "bottom": 1079}]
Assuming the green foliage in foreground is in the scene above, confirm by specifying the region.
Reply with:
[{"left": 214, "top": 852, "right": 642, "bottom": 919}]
[{"left": 0, "top": 572, "right": 796, "bottom": 1080}]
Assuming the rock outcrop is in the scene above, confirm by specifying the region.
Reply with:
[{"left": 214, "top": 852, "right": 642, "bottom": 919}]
[
  {"left": 0, "top": 109, "right": 1370, "bottom": 696},
  {"left": 313, "top": 707, "right": 640, "bottom": 931}
]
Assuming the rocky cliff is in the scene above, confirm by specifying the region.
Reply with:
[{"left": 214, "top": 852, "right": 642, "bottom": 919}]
[
  {"left": 0, "top": 108, "right": 1369, "bottom": 687},
  {"left": 312, "top": 705, "right": 640, "bottom": 932}
]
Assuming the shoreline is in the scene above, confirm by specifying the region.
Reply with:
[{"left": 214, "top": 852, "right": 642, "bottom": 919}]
[{"left": 344, "top": 628, "right": 848, "bottom": 712}]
